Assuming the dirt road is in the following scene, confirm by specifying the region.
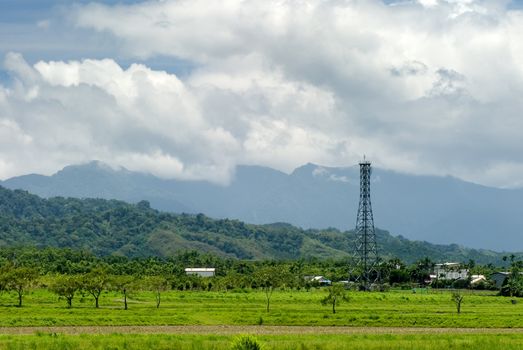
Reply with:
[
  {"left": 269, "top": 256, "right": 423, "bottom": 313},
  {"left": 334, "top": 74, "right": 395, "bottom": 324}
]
[{"left": 0, "top": 325, "right": 522, "bottom": 335}]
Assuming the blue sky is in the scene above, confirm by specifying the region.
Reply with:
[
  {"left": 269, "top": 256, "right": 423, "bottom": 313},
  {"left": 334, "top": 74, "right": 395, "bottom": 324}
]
[{"left": 2, "top": 0, "right": 523, "bottom": 188}]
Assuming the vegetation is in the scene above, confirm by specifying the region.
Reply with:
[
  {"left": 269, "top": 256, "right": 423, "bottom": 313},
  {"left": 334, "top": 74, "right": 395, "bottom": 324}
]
[
  {"left": 500, "top": 255, "right": 523, "bottom": 297},
  {"left": 2, "top": 333, "right": 523, "bottom": 350},
  {"left": 231, "top": 335, "right": 263, "bottom": 350},
  {"left": 0, "top": 265, "right": 38, "bottom": 307},
  {"left": 49, "top": 274, "right": 81, "bottom": 308},
  {"left": 321, "top": 283, "right": 349, "bottom": 314},
  {"left": 0, "top": 287, "right": 521, "bottom": 328},
  {"left": 452, "top": 291, "right": 464, "bottom": 314},
  {"left": 254, "top": 265, "right": 286, "bottom": 313},
  {"left": 0, "top": 186, "right": 518, "bottom": 264},
  {"left": 3, "top": 185, "right": 523, "bottom": 348}
]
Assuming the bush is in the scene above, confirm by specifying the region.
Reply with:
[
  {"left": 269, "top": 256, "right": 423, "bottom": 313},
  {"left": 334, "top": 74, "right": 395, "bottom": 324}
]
[{"left": 230, "top": 335, "right": 262, "bottom": 350}]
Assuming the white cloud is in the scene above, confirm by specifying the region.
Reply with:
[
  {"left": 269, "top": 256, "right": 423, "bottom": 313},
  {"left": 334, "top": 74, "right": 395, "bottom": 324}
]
[
  {"left": 0, "top": 54, "right": 241, "bottom": 183},
  {"left": 2, "top": 0, "right": 523, "bottom": 187}
]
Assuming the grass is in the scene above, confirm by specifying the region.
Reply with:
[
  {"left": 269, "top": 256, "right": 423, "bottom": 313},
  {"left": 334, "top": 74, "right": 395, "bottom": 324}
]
[
  {"left": 1, "top": 333, "right": 523, "bottom": 350},
  {"left": 0, "top": 289, "right": 522, "bottom": 349},
  {"left": 0, "top": 288, "right": 521, "bottom": 328}
]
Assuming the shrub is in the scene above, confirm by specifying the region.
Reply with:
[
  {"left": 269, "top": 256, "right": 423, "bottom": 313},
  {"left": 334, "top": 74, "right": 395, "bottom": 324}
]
[{"left": 230, "top": 335, "right": 262, "bottom": 350}]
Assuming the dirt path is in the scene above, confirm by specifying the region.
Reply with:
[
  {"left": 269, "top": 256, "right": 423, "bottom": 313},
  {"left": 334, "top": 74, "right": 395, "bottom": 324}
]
[{"left": 0, "top": 325, "right": 522, "bottom": 335}]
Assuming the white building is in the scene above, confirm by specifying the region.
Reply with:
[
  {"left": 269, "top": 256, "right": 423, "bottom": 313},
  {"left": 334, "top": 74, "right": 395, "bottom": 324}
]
[
  {"left": 185, "top": 267, "right": 215, "bottom": 277},
  {"left": 433, "top": 263, "right": 468, "bottom": 280}
]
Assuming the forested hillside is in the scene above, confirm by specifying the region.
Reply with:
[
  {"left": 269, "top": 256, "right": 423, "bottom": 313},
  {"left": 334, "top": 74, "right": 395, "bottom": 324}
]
[
  {"left": 0, "top": 186, "right": 515, "bottom": 264},
  {"left": 5, "top": 161, "right": 523, "bottom": 251}
]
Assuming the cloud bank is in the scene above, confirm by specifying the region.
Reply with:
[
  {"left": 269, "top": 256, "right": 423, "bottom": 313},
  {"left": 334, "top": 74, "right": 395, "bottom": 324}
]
[{"left": 2, "top": 0, "right": 523, "bottom": 187}]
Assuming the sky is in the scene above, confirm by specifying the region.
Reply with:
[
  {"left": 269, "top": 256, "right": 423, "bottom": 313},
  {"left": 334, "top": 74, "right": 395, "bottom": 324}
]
[{"left": 1, "top": 0, "right": 523, "bottom": 187}]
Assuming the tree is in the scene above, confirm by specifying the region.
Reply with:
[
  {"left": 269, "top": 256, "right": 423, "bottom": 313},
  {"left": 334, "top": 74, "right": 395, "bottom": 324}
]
[
  {"left": 49, "top": 275, "right": 81, "bottom": 308},
  {"left": 321, "top": 283, "right": 349, "bottom": 314},
  {"left": 410, "top": 258, "right": 434, "bottom": 286},
  {"left": 1, "top": 266, "right": 38, "bottom": 307},
  {"left": 254, "top": 265, "right": 283, "bottom": 312},
  {"left": 501, "top": 256, "right": 523, "bottom": 297},
  {"left": 81, "top": 266, "right": 109, "bottom": 308},
  {"left": 110, "top": 275, "right": 135, "bottom": 310},
  {"left": 142, "top": 275, "right": 170, "bottom": 308},
  {"left": 452, "top": 291, "right": 464, "bottom": 314}
]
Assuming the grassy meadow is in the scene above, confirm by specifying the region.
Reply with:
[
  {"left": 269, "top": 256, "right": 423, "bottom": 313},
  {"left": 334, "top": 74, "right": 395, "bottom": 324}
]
[
  {"left": 1, "top": 333, "right": 523, "bottom": 350},
  {"left": 1, "top": 288, "right": 522, "bottom": 349},
  {"left": 0, "top": 288, "right": 521, "bottom": 328}
]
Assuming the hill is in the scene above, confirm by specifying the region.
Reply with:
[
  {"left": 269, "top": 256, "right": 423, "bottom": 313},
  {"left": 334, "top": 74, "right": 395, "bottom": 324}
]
[
  {"left": 3, "top": 161, "right": 523, "bottom": 251},
  {"left": 0, "top": 186, "right": 515, "bottom": 264}
]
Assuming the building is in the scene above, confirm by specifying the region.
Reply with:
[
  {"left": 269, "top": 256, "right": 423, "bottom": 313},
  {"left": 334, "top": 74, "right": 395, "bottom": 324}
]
[
  {"left": 433, "top": 263, "right": 468, "bottom": 280},
  {"left": 185, "top": 268, "right": 215, "bottom": 277},
  {"left": 304, "top": 275, "right": 332, "bottom": 286},
  {"left": 491, "top": 272, "right": 510, "bottom": 289},
  {"left": 470, "top": 274, "right": 486, "bottom": 285}
]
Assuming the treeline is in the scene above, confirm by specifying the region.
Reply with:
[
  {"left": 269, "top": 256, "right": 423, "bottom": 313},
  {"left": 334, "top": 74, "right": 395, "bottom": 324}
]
[
  {"left": 0, "top": 186, "right": 517, "bottom": 264},
  {"left": 0, "top": 247, "right": 513, "bottom": 309}
]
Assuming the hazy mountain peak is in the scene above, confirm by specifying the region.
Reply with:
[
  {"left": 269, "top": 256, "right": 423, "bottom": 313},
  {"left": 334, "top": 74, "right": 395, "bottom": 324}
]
[{"left": 57, "top": 160, "right": 127, "bottom": 175}]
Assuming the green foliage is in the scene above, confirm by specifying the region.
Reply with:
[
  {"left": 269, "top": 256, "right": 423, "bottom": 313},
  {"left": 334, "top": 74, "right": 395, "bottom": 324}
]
[
  {"left": 2, "top": 333, "right": 523, "bottom": 350},
  {"left": 0, "top": 288, "right": 520, "bottom": 328},
  {"left": 0, "top": 186, "right": 518, "bottom": 263},
  {"left": 321, "top": 283, "right": 350, "bottom": 314},
  {"left": 109, "top": 275, "right": 136, "bottom": 310},
  {"left": 0, "top": 265, "right": 39, "bottom": 307},
  {"left": 141, "top": 275, "right": 170, "bottom": 308},
  {"left": 230, "top": 335, "right": 263, "bottom": 350},
  {"left": 81, "top": 266, "right": 109, "bottom": 308},
  {"left": 451, "top": 291, "right": 464, "bottom": 314},
  {"left": 49, "top": 274, "right": 81, "bottom": 308},
  {"left": 254, "top": 265, "right": 288, "bottom": 312},
  {"left": 500, "top": 257, "right": 523, "bottom": 297}
]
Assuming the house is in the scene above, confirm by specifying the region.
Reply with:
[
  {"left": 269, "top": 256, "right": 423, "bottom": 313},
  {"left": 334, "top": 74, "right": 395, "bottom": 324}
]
[
  {"left": 433, "top": 262, "right": 468, "bottom": 280},
  {"left": 304, "top": 275, "right": 332, "bottom": 286},
  {"left": 185, "top": 267, "right": 215, "bottom": 277},
  {"left": 491, "top": 272, "right": 510, "bottom": 289},
  {"left": 470, "top": 274, "right": 486, "bottom": 285}
]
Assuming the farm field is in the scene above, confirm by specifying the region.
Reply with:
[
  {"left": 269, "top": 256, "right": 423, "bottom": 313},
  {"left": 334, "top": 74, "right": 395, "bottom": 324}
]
[
  {"left": 1, "top": 333, "right": 523, "bottom": 350},
  {"left": 0, "top": 288, "right": 522, "bottom": 328},
  {"left": 1, "top": 289, "right": 522, "bottom": 349}
]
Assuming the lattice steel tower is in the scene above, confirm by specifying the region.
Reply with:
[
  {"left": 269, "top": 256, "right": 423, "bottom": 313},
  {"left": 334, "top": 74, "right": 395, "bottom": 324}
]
[{"left": 353, "top": 159, "right": 380, "bottom": 290}]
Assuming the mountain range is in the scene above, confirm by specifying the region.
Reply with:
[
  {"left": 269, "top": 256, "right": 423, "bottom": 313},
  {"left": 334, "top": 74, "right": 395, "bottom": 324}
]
[
  {"left": 2, "top": 161, "right": 523, "bottom": 251},
  {"left": 0, "top": 185, "right": 512, "bottom": 265}
]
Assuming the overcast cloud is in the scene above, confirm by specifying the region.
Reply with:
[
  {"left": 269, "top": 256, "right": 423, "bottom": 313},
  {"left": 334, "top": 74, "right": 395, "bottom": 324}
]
[{"left": 1, "top": 0, "right": 523, "bottom": 187}]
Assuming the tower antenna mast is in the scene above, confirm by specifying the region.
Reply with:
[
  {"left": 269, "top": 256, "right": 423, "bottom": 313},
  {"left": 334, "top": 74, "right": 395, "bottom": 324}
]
[{"left": 353, "top": 158, "right": 380, "bottom": 290}]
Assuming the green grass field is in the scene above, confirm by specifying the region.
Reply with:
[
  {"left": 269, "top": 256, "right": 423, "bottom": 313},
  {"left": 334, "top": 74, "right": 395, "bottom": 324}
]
[
  {"left": 1, "top": 289, "right": 522, "bottom": 349},
  {"left": 1, "top": 333, "right": 523, "bottom": 350},
  {"left": 0, "top": 288, "right": 521, "bottom": 328}
]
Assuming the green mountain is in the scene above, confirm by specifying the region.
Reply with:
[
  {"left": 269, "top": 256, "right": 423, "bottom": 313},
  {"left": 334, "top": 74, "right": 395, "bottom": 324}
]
[
  {"left": 0, "top": 186, "right": 515, "bottom": 264},
  {"left": 5, "top": 161, "right": 523, "bottom": 251}
]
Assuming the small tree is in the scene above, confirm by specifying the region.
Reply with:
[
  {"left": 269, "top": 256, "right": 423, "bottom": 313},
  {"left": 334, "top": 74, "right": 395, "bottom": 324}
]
[
  {"left": 50, "top": 275, "right": 81, "bottom": 308},
  {"left": 321, "top": 283, "right": 349, "bottom": 314},
  {"left": 452, "top": 291, "right": 464, "bottom": 314},
  {"left": 254, "top": 266, "right": 283, "bottom": 313},
  {"left": 1, "top": 267, "right": 38, "bottom": 307},
  {"left": 143, "top": 276, "right": 169, "bottom": 308},
  {"left": 81, "top": 266, "right": 109, "bottom": 308},
  {"left": 110, "top": 275, "right": 135, "bottom": 310}
]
